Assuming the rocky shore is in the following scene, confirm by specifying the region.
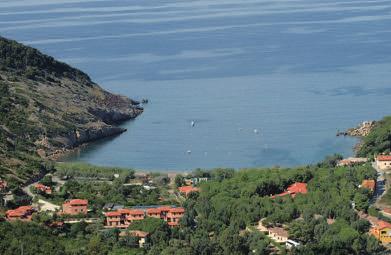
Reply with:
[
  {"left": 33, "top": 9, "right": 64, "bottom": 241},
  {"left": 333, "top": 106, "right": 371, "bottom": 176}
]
[{"left": 337, "top": 121, "right": 376, "bottom": 137}]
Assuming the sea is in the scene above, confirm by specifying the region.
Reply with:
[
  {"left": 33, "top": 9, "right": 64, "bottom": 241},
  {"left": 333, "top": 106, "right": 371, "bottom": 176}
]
[{"left": 1, "top": 0, "right": 391, "bottom": 171}]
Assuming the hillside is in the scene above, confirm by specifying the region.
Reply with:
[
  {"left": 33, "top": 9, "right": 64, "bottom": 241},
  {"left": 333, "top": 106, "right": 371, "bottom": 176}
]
[
  {"left": 0, "top": 36, "right": 142, "bottom": 183},
  {"left": 357, "top": 116, "right": 391, "bottom": 157}
]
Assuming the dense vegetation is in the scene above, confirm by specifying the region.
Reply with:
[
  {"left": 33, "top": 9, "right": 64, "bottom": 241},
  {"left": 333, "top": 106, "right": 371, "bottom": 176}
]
[
  {"left": 1, "top": 162, "right": 386, "bottom": 255},
  {"left": 358, "top": 116, "right": 391, "bottom": 157},
  {"left": 0, "top": 36, "right": 91, "bottom": 84}
]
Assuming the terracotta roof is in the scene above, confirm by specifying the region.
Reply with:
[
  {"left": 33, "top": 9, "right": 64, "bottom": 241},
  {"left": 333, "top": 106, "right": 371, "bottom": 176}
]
[
  {"left": 6, "top": 206, "right": 34, "bottom": 217},
  {"left": 376, "top": 220, "right": 391, "bottom": 230},
  {"left": 158, "top": 206, "right": 172, "bottom": 212},
  {"left": 65, "top": 199, "right": 88, "bottom": 206},
  {"left": 105, "top": 211, "right": 122, "bottom": 217},
  {"left": 178, "top": 186, "right": 199, "bottom": 194},
  {"left": 168, "top": 221, "right": 179, "bottom": 226},
  {"left": 362, "top": 180, "right": 376, "bottom": 190},
  {"left": 271, "top": 182, "right": 307, "bottom": 198},
  {"left": 169, "top": 207, "right": 185, "bottom": 213},
  {"left": 287, "top": 182, "right": 308, "bottom": 194},
  {"left": 146, "top": 208, "right": 161, "bottom": 214},
  {"left": 128, "top": 209, "right": 145, "bottom": 215},
  {"left": 377, "top": 155, "right": 391, "bottom": 161}
]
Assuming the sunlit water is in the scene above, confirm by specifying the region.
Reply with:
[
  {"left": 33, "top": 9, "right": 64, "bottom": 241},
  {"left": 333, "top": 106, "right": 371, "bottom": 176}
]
[{"left": 1, "top": 0, "right": 391, "bottom": 171}]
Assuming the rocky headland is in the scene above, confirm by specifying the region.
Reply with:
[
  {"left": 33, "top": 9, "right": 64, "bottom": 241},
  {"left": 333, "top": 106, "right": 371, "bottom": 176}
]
[
  {"left": 0, "top": 36, "right": 142, "bottom": 182},
  {"left": 337, "top": 121, "right": 376, "bottom": 137}
]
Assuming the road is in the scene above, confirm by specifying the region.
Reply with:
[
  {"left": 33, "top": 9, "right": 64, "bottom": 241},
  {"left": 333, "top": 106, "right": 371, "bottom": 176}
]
[
  {"left": 371, "top": 162, "right": 388, "bottom": 206},
  {"left": 22, "top": 176, "right": 61, "bottom": 212}
]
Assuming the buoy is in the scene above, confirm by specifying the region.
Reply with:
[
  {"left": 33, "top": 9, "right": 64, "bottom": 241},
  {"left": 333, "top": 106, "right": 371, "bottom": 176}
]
[
  {"left": 191, "top": 121, "right": 195, "bottom": 127},
  {"left": 187, "top": 150, "right": 192, "bottom": 154},
  {"left": 254, "top": 129, "right": 259, "bottom": 134}
]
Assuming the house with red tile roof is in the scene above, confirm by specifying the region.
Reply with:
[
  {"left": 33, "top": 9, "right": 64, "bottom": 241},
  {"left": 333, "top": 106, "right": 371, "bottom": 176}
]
[
  {"left": 6, "top": 206, "right": 35, "bottom": 221},
  {"left": 370, "top": 220, "right": 391, "bottom": 243},
  {"left": 376, "top": 155, "right": 391, "bottom": 170},
  {"left": 34, "top": 183, "right": 52, "bottom": 195},
  {"left": 62, "top": 199, "right": 88, "bottom": 215},
  {"left": 166, "top": 207, "right": 185, "bottom": 227},
  {"left": 361, "top": 180, "right": 376, "bottom": 192},
  {"left": 271, "top": 182, "right": 308, "bottom": 199},
  {"left": 104, "top": 206, "right": 185, "bottom": 228},
  {"left": 178, "top": 186, "right": 199, "bottom": 197}
]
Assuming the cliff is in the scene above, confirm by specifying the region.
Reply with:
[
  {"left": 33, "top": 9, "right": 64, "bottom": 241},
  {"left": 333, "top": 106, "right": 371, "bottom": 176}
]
[{"left": 0, "top": 36, "right": 142, "bottom": 183}]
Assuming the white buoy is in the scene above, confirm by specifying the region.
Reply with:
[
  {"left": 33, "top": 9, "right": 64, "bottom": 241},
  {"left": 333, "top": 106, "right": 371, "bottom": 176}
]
[
  {"left": 254, "top": 129, "right": 259, "bottom": 134},
  {"left": 191, "top": 121, "right": 195, "bottom": 127},
  {"left": 187, "top": 150, "right": 192, "bottom": 154}
]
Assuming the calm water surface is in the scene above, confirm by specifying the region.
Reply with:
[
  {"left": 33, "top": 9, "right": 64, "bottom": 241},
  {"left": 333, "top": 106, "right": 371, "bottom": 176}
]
[{"left": 1, "top": 0, "right": 391, "bottom": 171}]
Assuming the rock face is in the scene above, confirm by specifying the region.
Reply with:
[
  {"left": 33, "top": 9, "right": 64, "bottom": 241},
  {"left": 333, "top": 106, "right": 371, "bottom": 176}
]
[
  {"left": 0, "top": 36, "right": 143, "bottom": 181},
  {"left": 337, "top": 121, "right": 376, "bottom": 137}
]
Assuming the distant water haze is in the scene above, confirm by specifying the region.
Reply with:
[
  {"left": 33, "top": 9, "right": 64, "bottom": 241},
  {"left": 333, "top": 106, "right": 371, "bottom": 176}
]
[{"left": 1, "top": 0, "right": 391, "bottom": 171}]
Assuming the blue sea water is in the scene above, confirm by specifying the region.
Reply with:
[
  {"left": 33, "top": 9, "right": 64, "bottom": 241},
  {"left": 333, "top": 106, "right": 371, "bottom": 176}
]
[{"left": 1, "top": 0, "right": 391, "bottom": 171}]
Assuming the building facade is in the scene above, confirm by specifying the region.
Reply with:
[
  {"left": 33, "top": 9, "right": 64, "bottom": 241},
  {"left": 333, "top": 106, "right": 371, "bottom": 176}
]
[
  {"left": 62, "top": 199, "right": 88, "bottom": 215},
  {"left": 105, "top": 206, "right": 185, "bottom": 228},
  {"left": 371, "top": 220, "right": 391, "bottom": 243},
  {"left": 376, "top": 155, "right": 391, "bottom": 170}
]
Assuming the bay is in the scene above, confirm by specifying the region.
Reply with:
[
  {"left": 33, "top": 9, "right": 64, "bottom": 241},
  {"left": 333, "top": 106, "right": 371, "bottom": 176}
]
[{"left": 1, "top": 0, "right": 391, "bottom": 171}]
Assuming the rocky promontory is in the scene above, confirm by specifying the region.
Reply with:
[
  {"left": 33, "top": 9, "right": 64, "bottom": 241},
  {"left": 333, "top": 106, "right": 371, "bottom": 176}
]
[
  {"left": 337, "top": 121, "right": 376, "bottom": 137},
  {"left": 0, "top": 36, "right": 142, "bottom": 182}
]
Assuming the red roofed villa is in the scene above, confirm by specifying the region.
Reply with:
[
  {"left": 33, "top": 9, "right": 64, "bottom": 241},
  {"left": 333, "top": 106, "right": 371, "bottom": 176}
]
[
  {"left": 34, "top": 183, "right": 52, "bottom": 194},
  {"left": 62, "top": 199, "right": 88, "bottom": 215},
  {"left": 376, "top": 155, "right": 391, "bottom": 170},
  {"left": 105, "top": 206, "right": 185, "bottom": 229},
  {"left": 178, "top": 186, "right": 199, "bottom": 197},
  {"left": 6, "top": 206, "right": 35, "bottom": 221},
  {"left": 271, "top": 182, "right": 308, "bottom": 199}
]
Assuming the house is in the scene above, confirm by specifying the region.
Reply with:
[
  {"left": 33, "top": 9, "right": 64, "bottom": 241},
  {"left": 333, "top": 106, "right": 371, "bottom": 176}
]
[
  {"left": 376, "top": 155, "right": 391, "bottom": 170},
  {"left": 105, "top": 209, "right": 145, "bottom": 229},
  {"left": 62, "top": 199, "right": 88, "bottom": 215},
  {"left": 370, "top": 220, "right": 391, "bottom": 243},
  {"left": 361, "top": 180, "right": 376, "bottom": 192},
  {"left": 0, "top": 179, "right": 7, "bottom": 191},
  {"left": 119, "top": 230, "right": 149, "bottom": 247},
  {"left": 104, "top": 205, "right": 185, "bottom": 228},
  {"left": 178, "top": 186, "right": 200, "bottom": 197},
  {"left": 6, "top": 206, "right": 35, "bottom": 221},
  {"left": 271, "top": 182, "right": 308, "bottom": 199},
  {"left": 337, "top": 157, "right": 367, "bottom": 167},
  {"left": 166, "top": 207, "right": 185, "bottom": 227},
  {"left": 146, "top": 207, "right": 162, "bottom": 219},
  {"left": 34, "top": 183, "right": 52, "bottom": 194},
  {"left": 268, "top": 227, "right": 289, "bottom": 243}
]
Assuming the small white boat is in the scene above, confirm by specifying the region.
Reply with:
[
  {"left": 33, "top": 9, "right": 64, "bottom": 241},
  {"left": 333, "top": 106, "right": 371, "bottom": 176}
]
[
  {"left": 187, "top": 150, "right": 192, "bottom": 154},
  {"left": 191, "top": 121, "right": 195, "bottom": 127}
]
